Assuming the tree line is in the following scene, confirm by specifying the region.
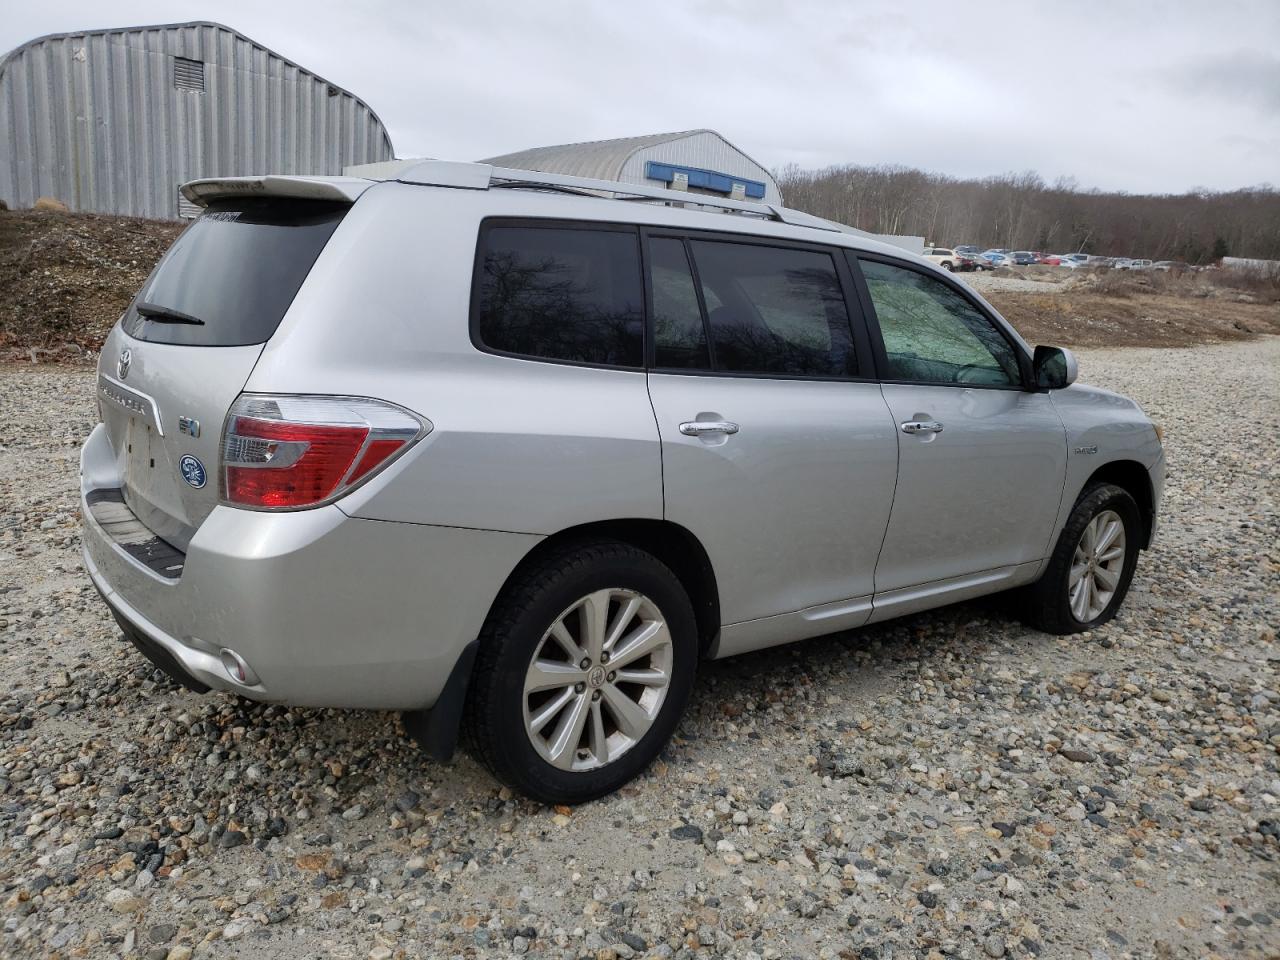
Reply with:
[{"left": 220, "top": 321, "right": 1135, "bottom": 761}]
[{"left": 774, "top": 165, "right": 1280, "bottom": 264}]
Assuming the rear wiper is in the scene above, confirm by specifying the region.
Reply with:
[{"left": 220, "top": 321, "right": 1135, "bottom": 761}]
[{"left": 135, "top": 301, "right": 205, "bottom": 325}]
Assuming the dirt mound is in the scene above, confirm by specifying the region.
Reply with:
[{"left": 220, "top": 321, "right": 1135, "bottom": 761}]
[
  {"left": 986, "top": 288, "right": 1280, "bottom": 348},
  {"left": 0, "top": 209, "right": 183, "bottom": 361}
]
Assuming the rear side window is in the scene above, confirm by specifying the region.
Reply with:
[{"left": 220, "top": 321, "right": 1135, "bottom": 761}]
[
  {"left": 475, "top": 224, "right": 643, "bottom": 368},
  {"left": 649, "top": 238, "right": 710, "bottom": 369},
  {"left": 122, "top": 200, "right": 346, "bottom": 346},
  {"left": 687, "top": 240, "right": 856, "bottom": 377}
]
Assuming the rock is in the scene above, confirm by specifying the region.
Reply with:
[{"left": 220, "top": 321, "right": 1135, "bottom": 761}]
[
  {"left": 148, "top": 923, "right": 178, "bottom": 944},
  {"left": 166, "top": 948, "right": 193, "bottom": 960},
  {"left": 104, "top": 888, "right": 143, "bottom": 913},
  {"left": 219, "top": 830, "right": 247, "bottom": 849},
  {"left": 620, "top": 932, "right": 647, "bottom": 951},
  {"left": 342, "top": 803, "right": 368, "bottom": 821},
  {"left": 669, "top": 824, "right": 703, "bottom": 842},
  {"left": 983, "top": 935, "right": 1007, "bottom": 957},
  {"left": 221, "top": 921, "right": 249, "bottom": 941},
  {"left": 1059, "top": 748, "right": 1095, "bottom": 763}
]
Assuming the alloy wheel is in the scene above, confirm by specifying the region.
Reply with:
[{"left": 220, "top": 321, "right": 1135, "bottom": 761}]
[
  {"left": 522, "top": 589, "right": 673, "bottom": 771},
  {"left": 1068, "top": 509, "right": 1126, "bottom": 622}
]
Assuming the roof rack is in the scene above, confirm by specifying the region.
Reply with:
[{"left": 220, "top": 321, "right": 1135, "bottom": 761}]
[{"left": 389, "top": 159, "right": 845, "bottom": 234}]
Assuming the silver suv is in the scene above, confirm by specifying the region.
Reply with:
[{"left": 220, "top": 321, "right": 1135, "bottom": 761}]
[{"left": 81, "top": 161, "right": 1165, "bottom": 803}]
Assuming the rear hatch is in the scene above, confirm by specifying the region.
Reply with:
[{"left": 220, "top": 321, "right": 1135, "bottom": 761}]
[{"left": 97, "top": 194, "right": 351, "bottom": 550}]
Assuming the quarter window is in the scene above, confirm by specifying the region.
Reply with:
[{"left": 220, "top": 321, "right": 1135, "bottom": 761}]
[
  {"left": 858, "top": 259, "right": 1021, "bottom": 386},
  {"left": 686, "top": 241, "right": 856, "bottom": 377},
  {"left": 475, "top": 224, "right": 644, "bottom": 367}
]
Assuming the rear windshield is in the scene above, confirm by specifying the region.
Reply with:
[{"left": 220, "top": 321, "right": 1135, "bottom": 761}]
[{"left": 121, "top": 199, "right": 346, "bottom": 346}]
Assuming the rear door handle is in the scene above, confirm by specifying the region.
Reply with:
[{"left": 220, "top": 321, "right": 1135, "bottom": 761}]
[
  {"left": 679, "top": 420, "right": 740, "bottom": 437},
  {"left": 901, "top": 420, "right": 944, "bottom": 435}
]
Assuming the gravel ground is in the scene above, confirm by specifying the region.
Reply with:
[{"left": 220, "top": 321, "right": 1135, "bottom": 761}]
[{"left": 1, "top": 339, "right": 1277, "bottom": 960}]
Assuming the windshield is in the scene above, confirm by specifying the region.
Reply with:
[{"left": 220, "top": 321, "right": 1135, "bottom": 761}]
[{"left": 121, "top": 199, "right": 346, "bottom": 346}]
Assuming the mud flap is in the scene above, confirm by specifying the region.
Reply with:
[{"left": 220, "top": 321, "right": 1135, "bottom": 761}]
[{"left": 401, "top": 640, "right": 479, "bottom": 762}]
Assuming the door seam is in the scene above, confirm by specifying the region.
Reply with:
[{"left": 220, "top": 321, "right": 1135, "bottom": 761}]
[
  {"left": 869, "top": 380, "right": 900, "bottom": 599},
  {"left": 644, "top": 372, "right": 667, "bottom": 519}
]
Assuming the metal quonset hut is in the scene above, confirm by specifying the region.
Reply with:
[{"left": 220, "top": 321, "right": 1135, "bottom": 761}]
[
  {"left": 0, "top": 21, "right": 395, "bottom": 219},
  {"left": 482, "top": 130, "right": 784, "bottom": 206}
]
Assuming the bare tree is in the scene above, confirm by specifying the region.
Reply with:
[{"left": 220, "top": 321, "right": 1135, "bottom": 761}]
[{"left": 774, "top": 165, "right": 1280, "bottom": 262}]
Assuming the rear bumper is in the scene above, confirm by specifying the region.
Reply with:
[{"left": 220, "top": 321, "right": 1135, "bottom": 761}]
[{"left": 80, "top": 423, "right": 539, "bottom": 710}]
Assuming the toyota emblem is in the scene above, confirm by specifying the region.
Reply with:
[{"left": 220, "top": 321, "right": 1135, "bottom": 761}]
[{"left": 117, "top": 347, "right": 132, "bottom": 379}]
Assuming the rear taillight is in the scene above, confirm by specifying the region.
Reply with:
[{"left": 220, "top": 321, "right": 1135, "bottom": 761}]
[{"left": 220, "top": 395, "right": 428, "bottom": 510}]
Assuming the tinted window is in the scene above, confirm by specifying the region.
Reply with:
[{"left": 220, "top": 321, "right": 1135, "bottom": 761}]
[
  {"left": 121, "top": 200, "right": 346, "bottom": 346},
  {"left": 688, "top": 241, "right": 856, "bottom": 377},
  {"left": 650, "top": 238, "right": 710, "bottom": 369},
  {"left": 475, "top": 225, "right": 643, "bottom": 367},
  {"left": 859, "top": 259, "right": 1021, "bottom": 386}
]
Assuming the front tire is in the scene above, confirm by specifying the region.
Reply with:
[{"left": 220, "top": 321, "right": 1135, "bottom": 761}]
[
  {"left": 1020, "top": 483, "right": 1141, "bottom": 635},
  {"left": 942, "top": 261, "right": 954, "bottom": 271},
  {"left": 464, "top": 539, "right": 697, "bottom": 804}
]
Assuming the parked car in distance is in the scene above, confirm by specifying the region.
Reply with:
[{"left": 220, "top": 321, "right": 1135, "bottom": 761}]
[
  {"left": 923, "top": 248, "right": 962, "bottom": 271},
  {"left": 1127, "top": 259, "right": 1153, "bottom": 270},
  {"left": 954, "top": 245, "right": 981, "bottom": 255},
  {"left": 1038, "top": 254, "right": 1063, "bottom": 266},
  {"left": 79, "top": 161, "right": 1165, "bottom": 803},
  {"left": 957, "top": 253, "right": 991, "bottom": 272},
  {"left": 1057, "top": 255, "right": 1087, "bottom": 270},
  {"left": 1152, "top": 260, "right": 1189, "bottom": 272},
  {"left": 1010, "top": 251, "right": 1039, "bottom": 266},
  {"left": 982, "top": 252, "right": 1012, "bottom": 268}
]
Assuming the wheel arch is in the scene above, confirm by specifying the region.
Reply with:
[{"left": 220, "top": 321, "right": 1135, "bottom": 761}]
[
  {"left": 1082, "top": 459, "right": 1155, "bottom": 548},
  {"left": 507, "top": 518, "right": 721, "bottom": 658}
]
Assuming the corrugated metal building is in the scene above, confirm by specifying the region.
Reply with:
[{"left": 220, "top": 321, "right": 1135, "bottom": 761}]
[
  {"left": 481, "top": 130, "right": 784, "bottom": 206},
  {"left": 0, "top": 21, "right": 394, "bottom": 219}
]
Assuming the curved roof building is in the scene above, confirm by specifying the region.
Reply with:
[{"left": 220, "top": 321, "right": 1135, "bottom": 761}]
[
  {"left": 0, "top": 21, "right": 394, "bottom": 218},
  {"left": 483, "top": 129, "right": 783, "bottom": 205}
]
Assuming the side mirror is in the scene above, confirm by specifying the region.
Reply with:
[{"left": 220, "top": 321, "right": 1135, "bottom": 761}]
[{"left": 1033, "top": 345, "right": 1078, "bottom": 389}]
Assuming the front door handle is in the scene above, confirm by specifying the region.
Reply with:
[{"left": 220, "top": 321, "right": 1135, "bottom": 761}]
[
  {"left": 679, "top": 420, "right": 740, "bottom": 437},
  {"left": 901, "top": 420, "right": 944, "bottom": 435}
]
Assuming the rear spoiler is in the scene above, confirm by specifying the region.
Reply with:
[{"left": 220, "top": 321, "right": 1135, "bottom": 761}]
[{"left": 180, "top": 175, "right": 373, "bottom": 209}]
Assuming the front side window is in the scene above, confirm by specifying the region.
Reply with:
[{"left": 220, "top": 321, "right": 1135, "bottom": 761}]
[
  {"left": 686, "top": 240, "right": 856, "bottom": 377},
  {"left": 858, "top": 259, "right": 1021, "bottom": 386},
  {"left": 475, "top": 224, "right": 643, "bottom": 367}
]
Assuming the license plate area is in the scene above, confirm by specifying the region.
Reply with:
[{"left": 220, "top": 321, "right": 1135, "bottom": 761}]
[{"left": 124, "top": 416, "right": 160, "bottom": 501}]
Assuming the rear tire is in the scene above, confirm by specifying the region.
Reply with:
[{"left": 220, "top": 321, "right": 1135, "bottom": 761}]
[
  {"left": 463, "top": 539, "right": 697, "bottom": 804},
  {"left": 942, "top": 261, "right": 954, "bottom": 271},
  {"left": 1019, "top": 483, "right": 1141, "bottom": 635}
]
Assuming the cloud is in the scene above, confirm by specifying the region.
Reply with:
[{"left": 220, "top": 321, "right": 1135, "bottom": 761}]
[
  {"left": 1, "top": 0, "right": 1277, "bottom": 193},
  {"left": 1172, "top": 50, "right": 1280, "bottom": 115}
]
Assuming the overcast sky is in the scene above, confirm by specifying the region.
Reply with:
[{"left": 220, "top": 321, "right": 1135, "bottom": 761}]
[{"left": 4, "top": 1, "right": 1278, "bottom": 194}]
